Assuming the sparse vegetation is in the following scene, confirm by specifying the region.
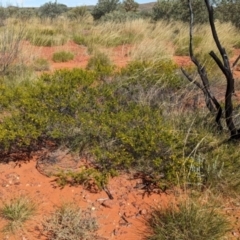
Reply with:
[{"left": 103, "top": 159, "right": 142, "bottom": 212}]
[
  {"left": 33, "top": 58, "right": 50, "bottom": 71},
  {"left": 0, "top": 196, "right": 36, "bottom": 233},
  {"left": 147, "top": 199, "right": 230, "bottom": 240},
  {"left": 52, "top": 51, "right": 74, "bottom": 62},
  {"left": 41, "top": 203, "right": 98, "bottom": 240}
]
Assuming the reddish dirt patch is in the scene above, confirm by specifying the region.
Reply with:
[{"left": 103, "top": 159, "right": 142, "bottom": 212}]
[
  {"left": 21, "top": 41, "right": 132, "bottom": 72},
  {"left": 0, "top": 156, "right": 173, "bottom": 240}
]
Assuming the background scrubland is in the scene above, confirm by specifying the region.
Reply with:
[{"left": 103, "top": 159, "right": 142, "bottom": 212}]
[{"left": 1, "top": 0, "right": 240, "bottom": 239}]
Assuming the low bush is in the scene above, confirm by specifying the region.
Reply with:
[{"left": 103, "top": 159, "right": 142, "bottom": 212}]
[
  {"left": 0, "top": 61, "right": 238, "bottom": 192},
  {"left": 32, "top": 58, "right": 50, "bottom": 71},
  {"left": 146, "top": 200, "right": 230, "bottom": 240},
  {"left": 52, "top": 51, "right": 74, "bottom": 62},
  {"left": 86, "top": 52, "right": 115, "bottom": 79}
]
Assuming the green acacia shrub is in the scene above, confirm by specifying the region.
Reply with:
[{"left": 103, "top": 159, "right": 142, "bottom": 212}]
[
  {"left": 0, "top": 68, "right": 96, "bottom": 151},
  {"left": 0, "top": 62, "right": 235, "bottom": 190},
  {"left": 37, "top": 2, "right": 68, "bottom": 20},
  {"left": 152, "top": 0, "right": 208, "bottom": 23},
  {"left": 92, "top": 0, "right": 120, "bottom": 20},
  {"left": 52, "top": 51, "right": 74, "bottom": 62}
]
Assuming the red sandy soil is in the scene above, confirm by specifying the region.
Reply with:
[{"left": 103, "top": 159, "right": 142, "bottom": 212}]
[
  {"left": 0, "top": 155, "right": 174, "bottom": 240},
  {"left": 1, "top": 41, "right": 240, "bottom": 240}
]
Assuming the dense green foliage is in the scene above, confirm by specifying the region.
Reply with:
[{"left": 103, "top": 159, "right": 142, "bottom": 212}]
[
  {"left": 0, "top": 61, "right": 202, "bottom": 188},
  {"left": 123, "top": 0, "right": 139, "bottom": 12},
  {"left": 152, "top": 0, "right": 208, "bottom": 23},
  {"left": 92, "top": 0, "right": 120, "bottom": 20},
  {"left": 37, "top": 1, "right": 68, "bottom": 20},
  {"left": 215, "top": 0, "right": 240, "bottom": 28}
]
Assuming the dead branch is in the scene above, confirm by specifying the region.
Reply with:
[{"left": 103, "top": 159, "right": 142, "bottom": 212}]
[
  {"left": 204, "top": 0, "right": 240, "bottom": 139},
  {"left": 182, "top": 0, "right": 223, "bottom": 130}
]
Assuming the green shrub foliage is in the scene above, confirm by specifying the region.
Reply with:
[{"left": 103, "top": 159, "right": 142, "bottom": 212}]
[
  {"left": 152, "top": 0, "right": 208, "bottom": 24},
  {"left": 37, "top": 1, "right": 68, "bottom": 20},
  {"left": 92, "top": 0, "right": 120, "bottom": 20},
  {"left": 215, "top": 0, "right": 240, "bottom": 28},
  {"left": 123, "top": 0, "right": 139, "bottom": 12},
  {"left": 0, "top": 61, "right": 200, "bottom": 187}
]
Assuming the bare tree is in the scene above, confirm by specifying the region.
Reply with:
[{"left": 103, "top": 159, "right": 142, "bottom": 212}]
[{"left": 182, "top": 0, "right": 240, "bottom": 140}]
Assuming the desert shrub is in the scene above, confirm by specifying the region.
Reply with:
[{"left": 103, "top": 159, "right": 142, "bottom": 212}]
[
  {"left": 52, "top": 51, "right": 74, "bottom": 62},
  {"left": 92, "top": 0, "right": 120, "bottom": 20},
  {"left": 0, "top": 68, "right": 96, "bottom": 150},
  {"left": 32, "top": 58, "right": 50, "bottom": 71},
  {"left": 86, "top": 52, "right": 115, "bottom": 79},
  {"left": 152, "top": 0, "right": 208, "bottom": 24},
  {"left": 42, "top": 203, "right": 98, "bottom": 240},
  {"left": 26, "top": 28, "right": 67, "bottom": 47},
  {"left": 67, "top": 6, "right": 90, "bottom": 22},
  {"left": 123, "top": 0, "right": 139, "bottom": 12},
  {"left": 0, "top": 196, "right": 36, "bottom": 233},
  {"left": 73, "top": 35, "right": 88, "bottom": 46},
  {"left": 215, "top": 0, "right": 240, "bottom": 28},
  {"left": 100, "top": 10, "right": 142, "bottom": 23},
  {"left": 16, "top": 8, "right": 36, "bottom": 21},
  {"left": 0, "top": 7, "right": 8, "bottom": 26},
  {"left": 37, "top": 2, "right": 68, "bottom": 20},
  {"left": 147, "top": 200, "right": 230, "bottom": 240},
  {"left": 0, "top": 63, "right": 238, "bottom": 191}
]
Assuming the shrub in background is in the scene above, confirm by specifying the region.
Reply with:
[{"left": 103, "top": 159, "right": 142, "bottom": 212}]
[
  {"left": 86, "top": 52, "right": 115, "bottom": 79},
  {"left": 52, "top": 51, "right": 74, "bottom": 62},
  {"left": 0, "top": 6, "right": 9, "bottom": 26},
  {"left": 32, "top": 58, "right": 50, "bottom": 71},
  {"left": 67, "top": 6, "right": 90, "bottom": 22},
  {"left": 123, "top": 0, "right": 139, "bottom": 12},
  {"left": 100, "top": 10, "right": 142, "bottom": 23},
  {"left": 215, "top": 0, "right": 240, "bottom": 28},
  {"left": 152, "top": 0, "right": 208, "bottom": 24},
  {"left": 37, "top": 1, "right": 68, "bottom": 20},
  {"left": 91, "top": 0, "right": 120, "bottom": 20}
]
